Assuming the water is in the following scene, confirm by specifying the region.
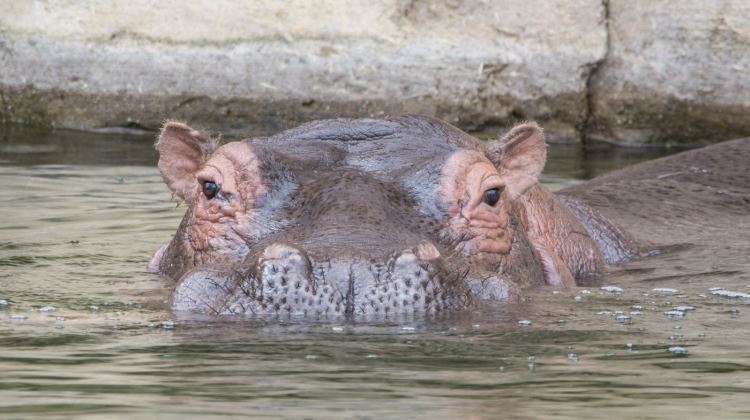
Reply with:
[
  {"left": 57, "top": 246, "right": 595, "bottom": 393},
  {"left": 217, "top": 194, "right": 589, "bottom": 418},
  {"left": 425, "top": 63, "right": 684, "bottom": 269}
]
[{"left": 2, "top": 125, "right": 749, "bottom": 419}]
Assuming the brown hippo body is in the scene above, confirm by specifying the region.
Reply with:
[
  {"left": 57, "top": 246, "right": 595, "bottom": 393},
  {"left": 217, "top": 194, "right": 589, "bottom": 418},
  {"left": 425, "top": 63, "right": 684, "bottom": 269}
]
[
  {"left": 149, "top": 115, "right": 748, "bottom": 318},
  {"left": 558, "top": 138, "right": 750, "bottom": 284},
  {"left": 559, "top": 138, "right": 750, "bottom": 246}
]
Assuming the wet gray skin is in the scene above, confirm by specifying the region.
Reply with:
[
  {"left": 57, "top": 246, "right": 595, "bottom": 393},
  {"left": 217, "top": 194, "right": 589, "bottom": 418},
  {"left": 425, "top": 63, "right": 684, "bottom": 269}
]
[{"left": 151, "top": 116, "right": 628, "bottom": 317}]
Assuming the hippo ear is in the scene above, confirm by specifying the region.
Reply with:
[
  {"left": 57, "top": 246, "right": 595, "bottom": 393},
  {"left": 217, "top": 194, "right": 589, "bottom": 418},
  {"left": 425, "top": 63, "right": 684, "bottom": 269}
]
[
  {"left": 487, "top": 122, "right": 547, "bottom": 199},
  {"left": 155, "top": 121, "right": 217, "bottom": 201}
]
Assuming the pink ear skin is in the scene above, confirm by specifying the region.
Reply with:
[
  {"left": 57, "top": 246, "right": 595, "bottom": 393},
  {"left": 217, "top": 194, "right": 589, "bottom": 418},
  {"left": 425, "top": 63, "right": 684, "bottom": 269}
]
[
  {"left": 487, "top": 122, "right": 547, "bottom": 199},
  {"left": 155, "top": 121, "right": 218, "bottom": 202}
]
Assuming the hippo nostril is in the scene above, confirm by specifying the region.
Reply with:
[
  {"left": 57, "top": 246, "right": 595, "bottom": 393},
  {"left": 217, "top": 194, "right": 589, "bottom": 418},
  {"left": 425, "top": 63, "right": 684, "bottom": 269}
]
[
  {"left": 393, "top": 249, "right": 418, "bottom": 271},
  {"left": 392, "top": 241, "right": 441, "bottom": 271},
  {"left": 414, "top": 240, "right": 441, "bottom": 261},
  {"left": 259, "top": 243, "right": 312, "bottom": 278},
  {"left": 262, "top": 243, "right": 305, "bottom": 261}
]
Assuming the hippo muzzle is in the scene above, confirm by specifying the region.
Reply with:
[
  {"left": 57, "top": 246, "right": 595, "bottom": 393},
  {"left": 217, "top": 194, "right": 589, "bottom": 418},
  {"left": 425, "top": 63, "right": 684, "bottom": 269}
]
[{"left": 172, "top": 241, "right": 473, "bottom": 316}]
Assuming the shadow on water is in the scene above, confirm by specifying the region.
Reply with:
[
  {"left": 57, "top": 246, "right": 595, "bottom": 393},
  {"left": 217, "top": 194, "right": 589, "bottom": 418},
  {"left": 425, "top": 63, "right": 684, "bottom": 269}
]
[
  {"left": 1, "top": 124, "right": 749, "bottom": 419},
  {"left": 0, "top": 124, "right": 157, "bottom": 166}
]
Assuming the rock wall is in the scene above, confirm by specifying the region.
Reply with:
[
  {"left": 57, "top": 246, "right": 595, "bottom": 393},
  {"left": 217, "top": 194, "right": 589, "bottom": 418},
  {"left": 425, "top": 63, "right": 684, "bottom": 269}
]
[
  {"left": 589, "top": 0, "right": 750, "bottom": 145},
  {"left": 0, "top": 0, "right": 748, "bottom": 145}
]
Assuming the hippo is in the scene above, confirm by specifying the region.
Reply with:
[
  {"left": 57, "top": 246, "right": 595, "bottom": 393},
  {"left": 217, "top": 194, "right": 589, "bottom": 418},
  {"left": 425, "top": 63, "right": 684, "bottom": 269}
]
[{"left": 148, "top": 115, "right": 749, "bottom": 318}]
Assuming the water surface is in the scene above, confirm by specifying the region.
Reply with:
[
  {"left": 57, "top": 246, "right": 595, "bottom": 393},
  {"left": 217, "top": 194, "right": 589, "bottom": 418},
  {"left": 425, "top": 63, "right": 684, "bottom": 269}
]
[{"left": 1, "top": 125, "right": 749, "bottom": 419}]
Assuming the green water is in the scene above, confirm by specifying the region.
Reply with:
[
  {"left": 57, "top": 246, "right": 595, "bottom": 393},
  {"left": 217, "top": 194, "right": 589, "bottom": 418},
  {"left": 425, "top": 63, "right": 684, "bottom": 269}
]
[{"left": 1, "top": 125, "right": 749, "bottom": 419}]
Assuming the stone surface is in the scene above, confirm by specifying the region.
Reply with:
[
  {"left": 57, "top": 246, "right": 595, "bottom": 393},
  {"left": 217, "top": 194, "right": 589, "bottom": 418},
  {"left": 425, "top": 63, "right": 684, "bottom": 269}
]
[
  {"left": 0, "top": 0, "right": 605, "bottom": 140},
  {"left": 1, "top": 0, "right": 749, "bottom": 145},
  {"left": 588, "top": 0, "right": 750, "bottom": 145}
]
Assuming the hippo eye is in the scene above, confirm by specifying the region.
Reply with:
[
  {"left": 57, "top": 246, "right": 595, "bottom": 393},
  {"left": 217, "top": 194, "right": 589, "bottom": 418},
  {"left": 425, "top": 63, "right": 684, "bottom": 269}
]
[
  {"left": 482, "top": 188, "right": 501, "bottom": 206},
  {"left": 202, "top": 181, "right": 219, "bottom": 199}
]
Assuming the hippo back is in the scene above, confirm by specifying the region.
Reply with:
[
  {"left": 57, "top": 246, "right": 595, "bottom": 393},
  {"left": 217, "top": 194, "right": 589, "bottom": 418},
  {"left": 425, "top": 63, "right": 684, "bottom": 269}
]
[{"left": 558, "top": 138, "right": 750, "bottom": 279}]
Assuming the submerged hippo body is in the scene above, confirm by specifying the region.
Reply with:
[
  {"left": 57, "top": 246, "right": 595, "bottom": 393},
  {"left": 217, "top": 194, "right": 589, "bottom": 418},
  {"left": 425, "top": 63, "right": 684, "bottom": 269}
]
[{"left": 149, "top": 116, "right": 637, "bottom": 317}]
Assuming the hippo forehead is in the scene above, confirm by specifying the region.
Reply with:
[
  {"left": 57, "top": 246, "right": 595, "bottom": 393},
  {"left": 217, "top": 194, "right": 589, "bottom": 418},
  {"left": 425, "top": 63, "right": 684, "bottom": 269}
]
[{"left": 250, "top": 116, "right": 484, "bottom": 178}]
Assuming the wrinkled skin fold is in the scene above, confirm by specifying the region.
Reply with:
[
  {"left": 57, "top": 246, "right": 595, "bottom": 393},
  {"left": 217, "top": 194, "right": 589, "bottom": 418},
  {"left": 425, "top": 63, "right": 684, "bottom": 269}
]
[{"left": 150, "top": 116, "right": 637, "bottom": 317}]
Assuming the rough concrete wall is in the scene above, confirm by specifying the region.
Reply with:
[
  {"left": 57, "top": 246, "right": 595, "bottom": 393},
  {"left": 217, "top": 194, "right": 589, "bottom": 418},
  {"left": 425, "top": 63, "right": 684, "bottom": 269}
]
[
  {"left": 588, "top": 0, "right": 750, "bottom": 145},
  {"left": 0, "top": 0, "right": 605, "bottom": 140},
  {"left": 1, "top": 0, "right": 748, "bottom": 145}
]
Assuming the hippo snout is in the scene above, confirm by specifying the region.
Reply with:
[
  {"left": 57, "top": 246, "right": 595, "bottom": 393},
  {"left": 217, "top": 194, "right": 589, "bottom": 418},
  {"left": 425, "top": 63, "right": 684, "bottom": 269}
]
[{"left": 172, "top": 240, "right": 468, "bottom": 317}]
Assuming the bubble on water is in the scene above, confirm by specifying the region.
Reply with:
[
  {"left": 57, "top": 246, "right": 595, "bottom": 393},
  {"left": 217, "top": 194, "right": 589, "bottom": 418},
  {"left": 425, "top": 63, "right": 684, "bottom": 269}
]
[
  {"left": 400, "top": 326, "right": 416, "bottom": 332},
  {"left": 10, "top": 314, "right": 27, "bottom": 320},
  {"left": 663, "top": 310, "right": 685, "bottom": 318},
  {"left": 161, "top": 320, "right": 175, "bottom": 329},
  {"left": 89, "top": 305, "right": 99, "bottom": 311},
  {"left": 630, "top": 311, "right": 643, "bottom": 315},
  {"left": 708, "top": 287, "right": 723, "bottom": 292},
  {"left": 366, "top": 354, "right": 377, "bottom": 359},
  {"left": 626, "top": 342, "right": 633, "bottom": 349},
  {"left": 332, "top": 326, "right": 344, "bottom": 332},
  {"left": 615, "top": 314, "right": 631, "bottom": 322},
  {"left": 55, "top": 316, "right": 65, "bottom": 322},
  {"left": 673, "top": 306, "right": 695, "bottom": 312},
  {"left": 653, "top": 288, "right": 679, "bottom": 294},
  {"left": 527, "top": 355, "right": 535, "bottom": 370},
  {"left": 38, "top": 305, "right": 56, "bottom": 312},
  {"left": 552, "top": 290, "right": 561, "bottom": 295},
  {"left": 580, "top": 290, "right": 592, "bottom": 295},
  {"left": 601, "top": 286, "right": 623, "bottom": 294},
  {"left": 518, "top": 320, "right": 532, "bottom": 326},
  {"left": 472, "top": 324, "right": 481, "bottom": 329},
  {"left": 631, "top": 305, "right": 643, "bottom": 310},
  {"left": 596, "top": 310, "right": 613, "bottom": 316},
  {"left": 0, "top": 299, "right": 8, "bottom": 306},
  {"left": 574, "top": 295, "right": 583, "bottom": 301},
  {"left": 567, "top": 353, "right": 578, "bottom": 362},
  {"left": 668, "top": 346, "right": 688, "bottom": 354},
  {"left": 697, "top": 332, "right": 706, "bottom": 337},
  {"left": 305, "top": 355, "right": 318, "bottom": 360},
  {"left": 556, "top": 319, "right": 567, "bottom": 324},
  {"left": 710, "top": 289, "right": 750, "bottom": 299}
]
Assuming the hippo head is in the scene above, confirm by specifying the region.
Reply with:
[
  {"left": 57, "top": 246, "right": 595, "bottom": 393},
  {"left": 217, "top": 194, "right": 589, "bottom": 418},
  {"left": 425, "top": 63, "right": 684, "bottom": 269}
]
[{"left": 150, "top": 116, "right": 549, "bottom": 317}]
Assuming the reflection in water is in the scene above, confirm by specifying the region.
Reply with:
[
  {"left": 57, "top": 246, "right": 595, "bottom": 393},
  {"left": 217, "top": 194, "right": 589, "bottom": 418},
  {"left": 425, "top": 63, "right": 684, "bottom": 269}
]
[{"left": 0, "top": 125, "right": 748, "bottom": 418}]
